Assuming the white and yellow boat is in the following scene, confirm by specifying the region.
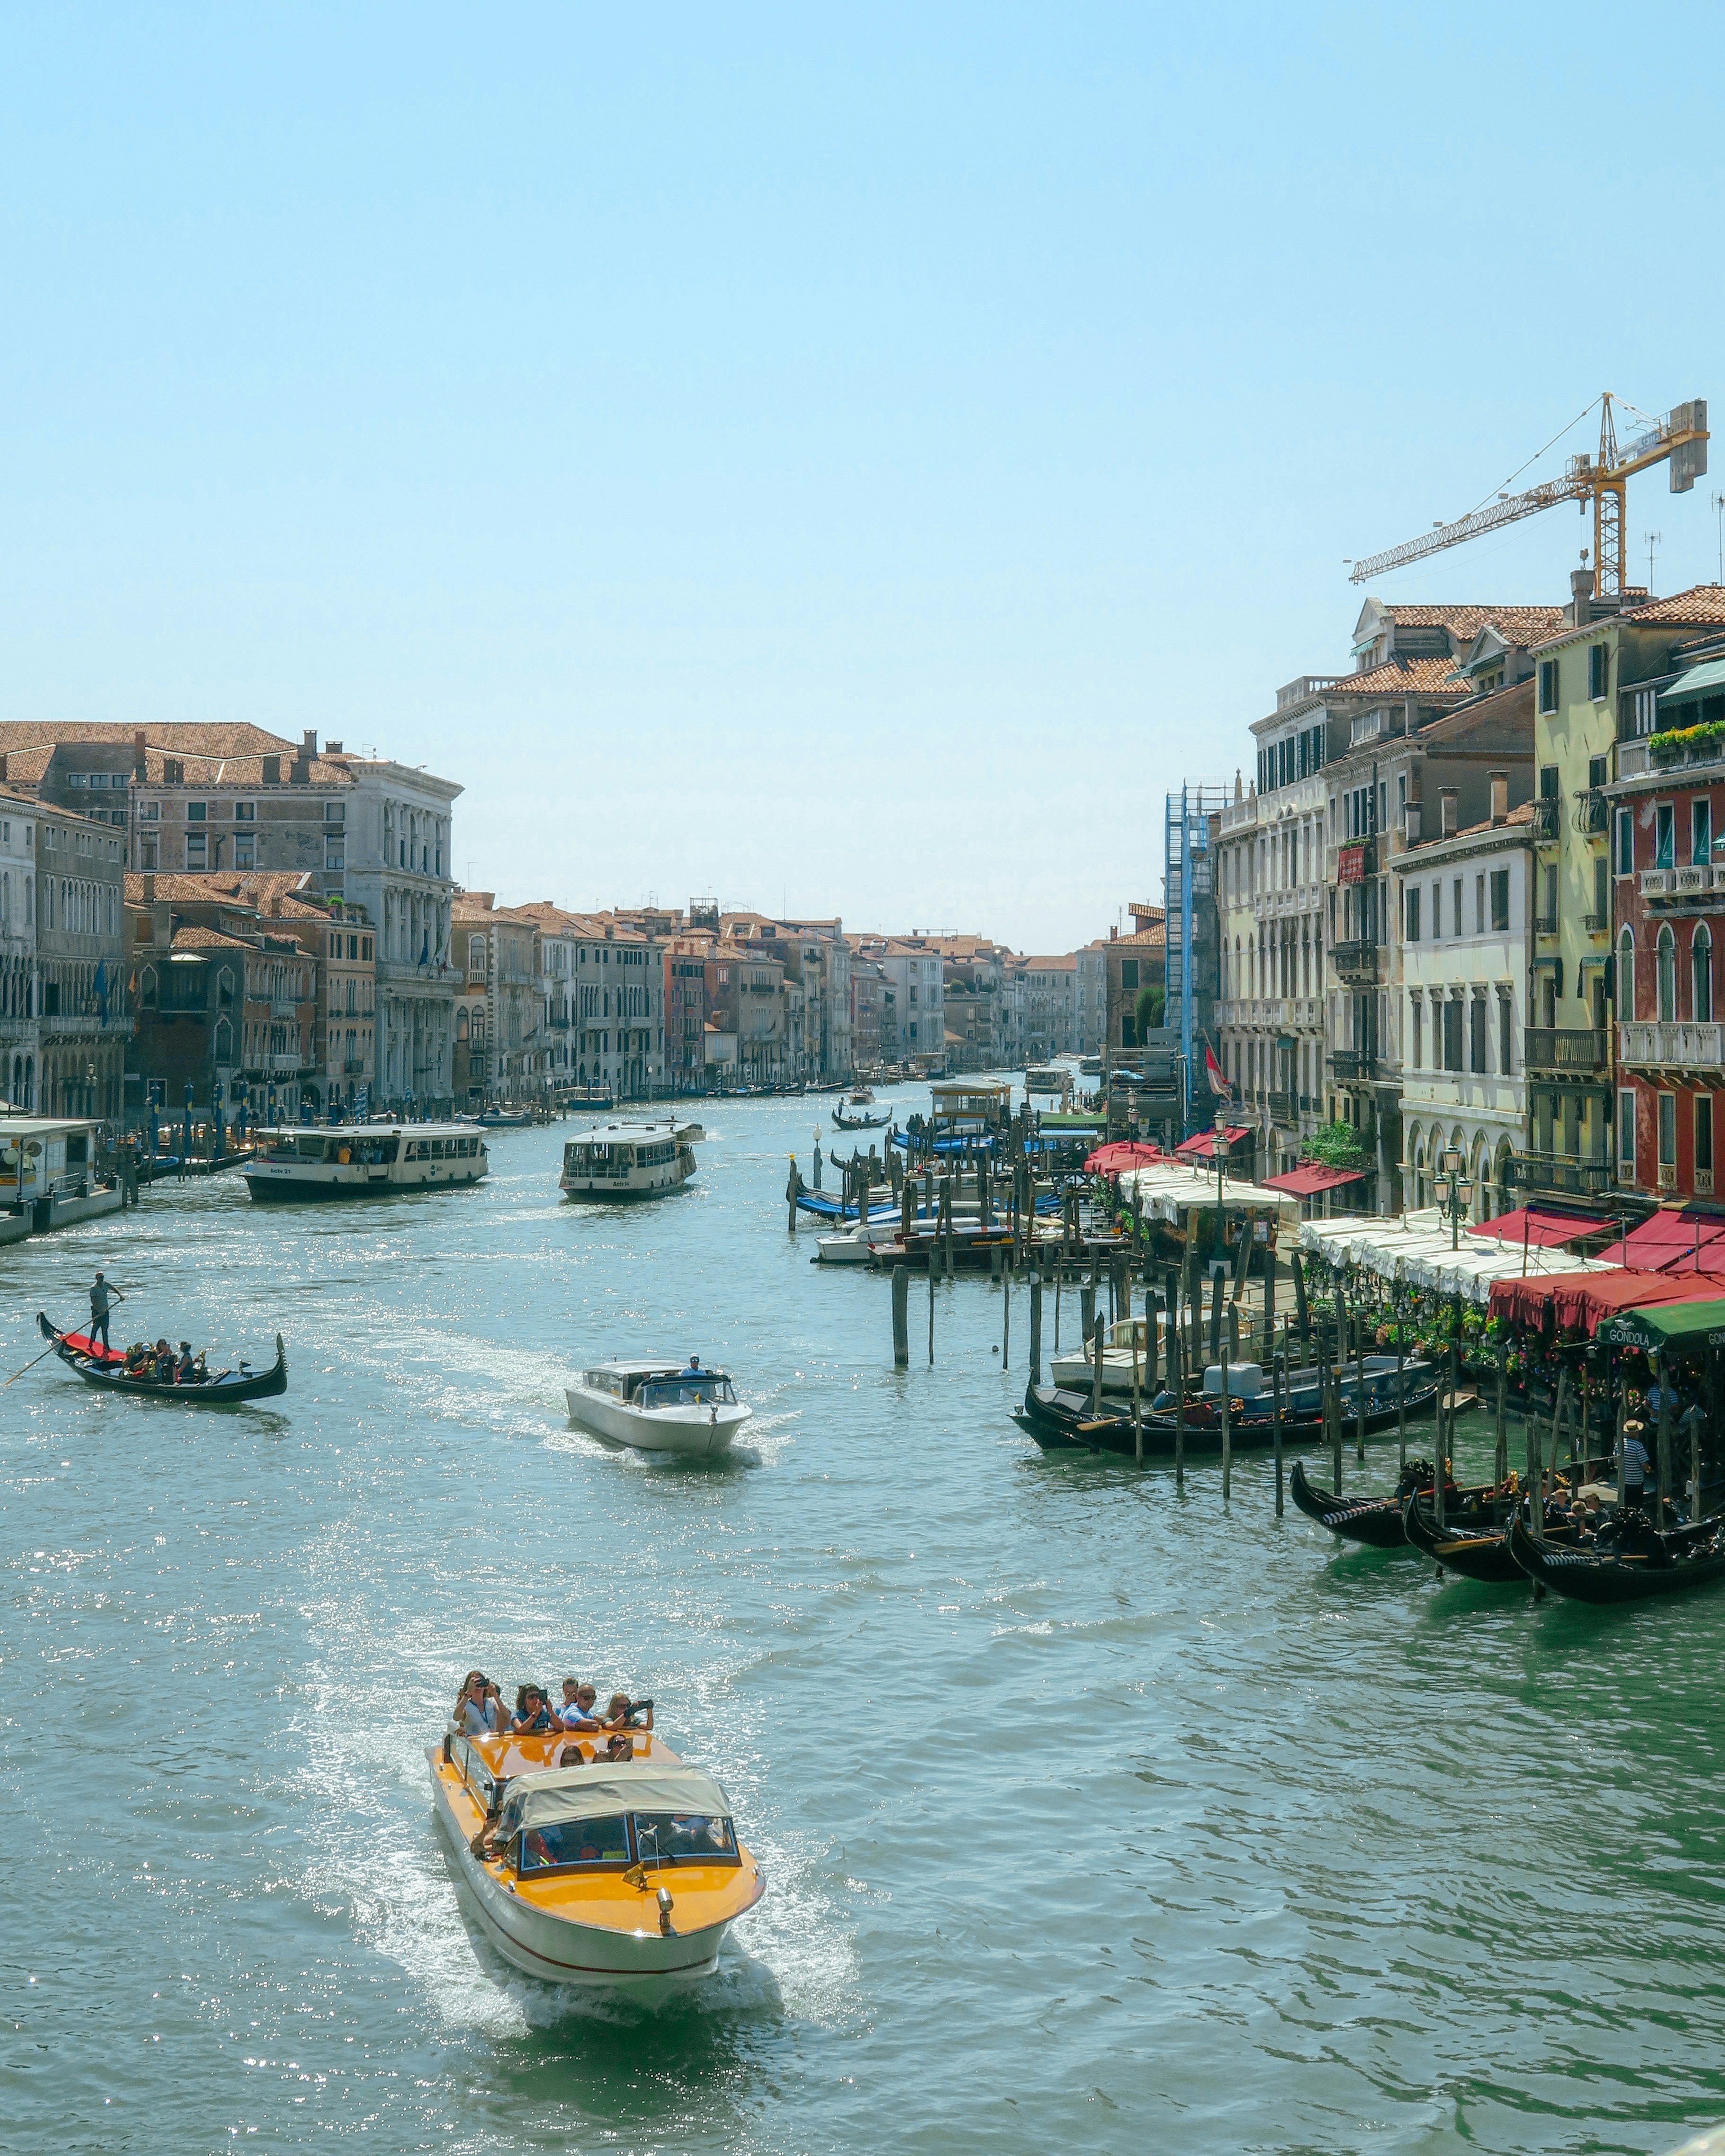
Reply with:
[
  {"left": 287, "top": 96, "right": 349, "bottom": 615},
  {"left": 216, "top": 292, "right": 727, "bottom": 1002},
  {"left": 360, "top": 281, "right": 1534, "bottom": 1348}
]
[{"left": 428, "top": 1723, "right": 764, "bottom": 1992}]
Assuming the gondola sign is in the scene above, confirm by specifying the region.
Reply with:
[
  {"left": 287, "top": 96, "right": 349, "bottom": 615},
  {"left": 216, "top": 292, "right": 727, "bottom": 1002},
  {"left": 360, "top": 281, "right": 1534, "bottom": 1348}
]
[{"left": 1596, "top": 1310, "right": 1725, "bottom": 1350}]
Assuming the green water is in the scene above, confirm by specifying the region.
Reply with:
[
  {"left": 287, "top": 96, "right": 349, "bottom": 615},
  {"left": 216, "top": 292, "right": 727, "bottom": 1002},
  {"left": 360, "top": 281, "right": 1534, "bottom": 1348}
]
[{"left": 3, "top": 1091, "right": 1721, "bottom": 2154}]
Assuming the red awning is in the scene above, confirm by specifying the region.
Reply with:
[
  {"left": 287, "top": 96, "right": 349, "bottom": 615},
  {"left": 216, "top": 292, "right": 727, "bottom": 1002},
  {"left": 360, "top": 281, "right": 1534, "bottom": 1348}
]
[
  {"left": 1487, "top": 1268, "right": 1725, "bottom": 1336},
  {"left": 1261, "top": 1163, "right": 1365, "bottom": 1198},
  {"left": 1174, "top": 1124, "right": 1250, "bottom": 1161},
  {"left": 1609, "top": 1207, "right": 1725, "bottom": 1274},
  {"left": 1468, "top": 1205, "right": 1606, "bottom": 1250},
  {"left": 1084, "top": 1140, "right": 1165, "bottom": 1174}
]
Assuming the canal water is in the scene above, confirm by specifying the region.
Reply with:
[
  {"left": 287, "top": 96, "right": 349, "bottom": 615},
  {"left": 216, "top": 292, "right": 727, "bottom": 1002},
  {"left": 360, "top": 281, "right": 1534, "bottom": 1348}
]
[{"left": 4, "top": 1087, "right": 1723, "bottom": 2156}]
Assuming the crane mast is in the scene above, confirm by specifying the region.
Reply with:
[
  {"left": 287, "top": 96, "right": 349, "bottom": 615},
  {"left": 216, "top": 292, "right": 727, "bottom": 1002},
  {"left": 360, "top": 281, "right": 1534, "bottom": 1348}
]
[{"left": 1350, "top": 394, "right": 1708, "bottom": 594}]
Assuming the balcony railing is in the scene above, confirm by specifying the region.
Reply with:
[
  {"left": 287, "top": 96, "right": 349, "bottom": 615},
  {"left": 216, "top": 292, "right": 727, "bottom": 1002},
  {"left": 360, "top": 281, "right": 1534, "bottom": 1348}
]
[
  {"left": 1524, "top": 1027, "right": 1609, "bottom": 1073},
  {"left": 1535, "top": 914, "right": 1558, "bottom": 936},
  {"left": 1331, "top": 938, "right": 1379, "bottom": 984},
  {"left": 1268, "top": 1090, "right": 1294, "bottom": 1124},
  {"left": 1641, "top": 863, "right": 1725, "bottom": 901},
  {"left": 1329, "top": 1049, "right": 1376, "bottom": 1081},
  {"left": 1619, "top": 1020, "right": 1725, "bottom": 1071},
  {"left": 1532, "top": 799, "right": 1561, "bottom": 841},
  {"left": 1513, "top": 1150, "right": 1611, "bottom": 1195},
  {"left": 1583, "top": 911, "right": 1609, "bottom": 933},
  {"left": 1573, "top": 790, "right": 1609, "bottom": 834}
]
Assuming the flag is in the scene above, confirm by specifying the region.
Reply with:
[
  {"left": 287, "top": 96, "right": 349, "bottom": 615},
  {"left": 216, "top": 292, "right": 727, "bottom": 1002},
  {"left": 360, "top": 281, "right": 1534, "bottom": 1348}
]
[
  {"left": 1204, "top": 1040, "right": 1232, "bottom": 1100},
  {"left": 94, "top": 959, "right": 108, "bottom": 1025}
]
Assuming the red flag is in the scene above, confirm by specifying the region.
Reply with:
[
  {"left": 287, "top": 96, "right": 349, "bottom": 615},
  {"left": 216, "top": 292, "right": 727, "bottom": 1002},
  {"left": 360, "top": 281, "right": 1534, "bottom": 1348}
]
[{"left": 1204, "top": 1042, "right": 1231, "bottom": 1099}]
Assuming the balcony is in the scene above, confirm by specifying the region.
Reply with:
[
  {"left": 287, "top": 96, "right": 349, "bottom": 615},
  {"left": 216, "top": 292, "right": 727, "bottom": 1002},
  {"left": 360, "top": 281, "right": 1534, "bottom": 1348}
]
[
  {"left": 1329, "top": 1049, "right": 1376, "bottom": 1081},
  {"left": 342, "top": 1058, "right": 365, "bottom": 1074},
  {"left": 1619, "top": 1020, "right": 1725, "bottom": 1072},
  {"left": 1532, "top": 799, "right": 1561, "bottom": 841},
  {"left": 1535, "top": 914, "right": 1558, "bottom": 936},
  {"left": 1640, "top": 863, "right": 1724, "bottom": 901},
  {"left": 1524, "top": 1027, "right": 1609, "bottom": 1074},
  {"left": 1277, "top": 674, "right": 1341, "bottom": 711},
  {"left": 1331, "top": 938, "right": 1379, "bottom": 985},
  {"left": 1268, "top": 1090, "right": 1294, "bottom": 1124},
  {"left": 1514, "top": 1150, "right": 1611, "bottom": 1196},
  {"left": 1583, "top": 911, "right": 1609, "bottom": 933},
  {"left": 1573, "top": 790, "right": 1609, "bottom": 834}
]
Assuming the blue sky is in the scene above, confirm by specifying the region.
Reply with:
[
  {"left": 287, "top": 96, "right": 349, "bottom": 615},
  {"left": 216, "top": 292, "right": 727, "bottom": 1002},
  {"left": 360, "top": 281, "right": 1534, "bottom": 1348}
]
[{"left": 3, "top": 4, "right": 1722, "bottom": 951}]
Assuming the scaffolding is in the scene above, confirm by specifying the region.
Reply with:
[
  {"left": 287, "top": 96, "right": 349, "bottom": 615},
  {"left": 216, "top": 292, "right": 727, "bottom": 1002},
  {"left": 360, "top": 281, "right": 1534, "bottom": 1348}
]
[{"left": 1163, "top": 784, "right": 1228, "bottom": 1136}]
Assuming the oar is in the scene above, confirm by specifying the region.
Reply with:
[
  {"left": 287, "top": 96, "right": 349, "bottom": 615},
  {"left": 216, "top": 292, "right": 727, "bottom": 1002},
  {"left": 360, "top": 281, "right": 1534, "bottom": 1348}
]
[{"left": 1, "top": 1325, "right": 75, "bottom": 1391}]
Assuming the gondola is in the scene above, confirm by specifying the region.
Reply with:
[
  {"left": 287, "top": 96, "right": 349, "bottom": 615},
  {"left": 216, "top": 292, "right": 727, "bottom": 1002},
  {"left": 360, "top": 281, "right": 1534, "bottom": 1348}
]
[
  {"left": 1400, "top": 1462, "right": 1611, "bottom": 1582},
  {"left": 1506, "top": 1512, "right": 1725, "bottom": 1604},
  {"left": 37, "top": 1315, "right": 288, "bottom": 1404},
  {"left": 1289, "top": 1456, "right": 1438, "bottom": 1549},
  {"left": 832, "top": 1108, "right": 892, "bottom": 1131}
]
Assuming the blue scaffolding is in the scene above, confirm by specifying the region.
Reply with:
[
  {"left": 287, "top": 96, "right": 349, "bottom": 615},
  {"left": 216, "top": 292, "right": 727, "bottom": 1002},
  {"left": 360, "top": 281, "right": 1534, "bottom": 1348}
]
[{"left": 1163, "top": 783, "right": 1228, "bottom": 1137}]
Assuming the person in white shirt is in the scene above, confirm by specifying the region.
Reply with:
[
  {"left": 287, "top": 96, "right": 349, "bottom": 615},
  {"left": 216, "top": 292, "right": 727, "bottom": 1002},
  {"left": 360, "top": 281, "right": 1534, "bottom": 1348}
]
[
  {"left": 1619, "top": 1423, "right": 1653, "bottom": 1513},
  {"left": 455, "top": 1671, "right": 500, "bottom": 1736}
]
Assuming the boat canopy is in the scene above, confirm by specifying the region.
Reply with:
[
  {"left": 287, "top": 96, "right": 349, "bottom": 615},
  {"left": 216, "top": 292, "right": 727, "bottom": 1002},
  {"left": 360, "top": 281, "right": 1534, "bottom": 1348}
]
[{"left": 508, "top": 1763, "right": 732, "bottom": 1833}]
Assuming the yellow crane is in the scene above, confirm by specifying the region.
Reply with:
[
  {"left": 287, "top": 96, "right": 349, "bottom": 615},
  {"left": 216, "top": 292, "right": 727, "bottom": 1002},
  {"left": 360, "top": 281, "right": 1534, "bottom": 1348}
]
[{"left": 1350, "top": 392, "right": 1708, "bottom": 596}]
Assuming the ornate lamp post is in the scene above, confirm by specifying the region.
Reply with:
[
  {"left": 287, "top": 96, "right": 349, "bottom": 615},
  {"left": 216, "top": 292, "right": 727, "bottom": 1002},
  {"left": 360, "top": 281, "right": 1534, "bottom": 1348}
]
[{"left": 1437, "top": 1145, "right": 1470, "bottom": 1250}]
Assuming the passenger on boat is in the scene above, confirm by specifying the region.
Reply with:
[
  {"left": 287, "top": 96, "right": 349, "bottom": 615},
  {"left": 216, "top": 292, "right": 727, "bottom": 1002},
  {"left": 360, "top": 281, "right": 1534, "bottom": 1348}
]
[
  {"left": 603, "top": 1692, "right": 653, "bottom": 1731},
  {"left": 455, "top": 1672, "right": 500, "bottom": 1735},
  {"left": 557, "top": 1741, "right": 588, "bottom": 1767},
  {"left": 558, "top": 1679, "right": 599, "bottom": 1727},
  {"left": 603, "top": 1733, "right": 635, "bottom": 1762},
  {"left": 175, "top": 1341, "right": 197, "bottom": 1384},
  {"left": 511, "top": 1685, "right": 557, "bottom": 1733},
  {"left": 152, "top": 1337, "right": 173, "bottom": 1381}
]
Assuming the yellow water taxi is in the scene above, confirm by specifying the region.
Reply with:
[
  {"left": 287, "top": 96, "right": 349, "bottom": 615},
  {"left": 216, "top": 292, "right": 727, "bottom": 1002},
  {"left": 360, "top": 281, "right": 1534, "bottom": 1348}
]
[{"left": 428, "top": 1723, "right": 764, "bottom": 1991}]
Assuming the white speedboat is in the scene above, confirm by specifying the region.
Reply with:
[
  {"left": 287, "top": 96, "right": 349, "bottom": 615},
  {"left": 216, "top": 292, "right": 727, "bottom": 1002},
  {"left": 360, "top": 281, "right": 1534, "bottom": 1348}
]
[
  {"left": 813, "top": 1218, "right": 900, "bottom": 1264},
  {"left": 429, "top": 1723, "right": 763, "bottom": 1993},
  {"left": 565, "top": 1360, "right": 750, "bottom": 1458},
  {"left": 560, "top": 1120, "right": 699, "bottom": 1200},
  {"left": 242, "top": 1123, "right": 487, "bottom": 1200},
  {"left": 1049, "top": 1313, "right": 1166, "bottom": 1395}
]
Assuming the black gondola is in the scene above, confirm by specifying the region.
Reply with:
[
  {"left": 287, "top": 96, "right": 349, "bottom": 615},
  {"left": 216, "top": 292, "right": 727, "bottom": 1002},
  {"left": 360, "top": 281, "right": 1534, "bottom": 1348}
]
[
  {"left": 1400, "top": 1462, "right": 1611, "bottom": 1581},
  {"left": 1289, "top": 1456, "right": 1437, "bottom": 1548},
  {"left": 37, "top": 1315, "right": 288, "bottom": 1405},
  {"left": 832, "top": 1108, "right": 892, "bottom": 1131},
  {"left": 1506, "top": 1512, "right": 1725, "bottom": 1604}
]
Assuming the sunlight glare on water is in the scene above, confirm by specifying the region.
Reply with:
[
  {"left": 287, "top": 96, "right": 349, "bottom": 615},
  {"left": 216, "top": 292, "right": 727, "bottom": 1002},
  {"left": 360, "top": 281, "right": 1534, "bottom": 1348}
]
[{"left": 3, "top": 1088, "right": 1723, "bottom": 2154}]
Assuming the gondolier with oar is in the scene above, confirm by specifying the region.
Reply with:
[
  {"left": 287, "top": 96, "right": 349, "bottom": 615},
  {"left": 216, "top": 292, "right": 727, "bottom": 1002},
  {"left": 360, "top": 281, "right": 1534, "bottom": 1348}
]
[{"left": 88, "top": 1271, "right": 124, "bottom": 1358}]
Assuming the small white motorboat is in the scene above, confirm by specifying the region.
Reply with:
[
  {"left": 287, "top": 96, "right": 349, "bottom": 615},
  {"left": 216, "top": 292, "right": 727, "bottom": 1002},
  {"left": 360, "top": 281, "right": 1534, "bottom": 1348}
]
[
  {"left": 1049, "top": 1314, "right": 1166, "bottom": 1396},
  {"left": 813, "top": 1218, "right": 900, "bottom": 1264},
  {"left": 565, "top": 1359, "right": 750, "bottom": 1458}
]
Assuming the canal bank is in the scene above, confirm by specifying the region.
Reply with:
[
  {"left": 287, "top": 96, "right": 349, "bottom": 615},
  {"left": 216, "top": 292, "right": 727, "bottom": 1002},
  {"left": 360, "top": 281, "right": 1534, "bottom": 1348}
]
[{"left": 3, "top": 1082, "right": 1723, "bottom": 2156}]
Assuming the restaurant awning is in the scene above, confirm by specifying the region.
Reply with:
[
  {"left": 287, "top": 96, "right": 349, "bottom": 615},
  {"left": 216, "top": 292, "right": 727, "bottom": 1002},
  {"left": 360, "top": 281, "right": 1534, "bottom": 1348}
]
[
  {"left": 1658, "top": 656, "right": 1725, "bottom": 709},
  {"left": 1608, "top": 1206, "right": 1725, "bottom": 1274},
  {"left": 1084, "top": 1140, "right": 1164, "bottom": 1174},
  {"left": 1487, "top": 1268, "right": 1725, "bottom": 1336},
  {"left": 1174, "top": 1124, "right": 1250, "bottom": 1161},
  {"left": 1261, "top": 1162, "right": 1365, "bottom": 1198},
  {"left": 1468, "top": 1204, "right": 1608, "bottom": 1250},
  {"left": 1596, "top": 1298, "right": 1725, "bottom": 1349}
]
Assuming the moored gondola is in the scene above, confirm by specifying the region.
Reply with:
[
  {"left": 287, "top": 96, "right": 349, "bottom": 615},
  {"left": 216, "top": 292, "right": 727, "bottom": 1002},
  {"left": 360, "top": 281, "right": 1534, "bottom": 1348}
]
[
  {"left": 1506, "top": 1512, "right": 1725, "bottom": 1604},
  {"left": 1401, "top": 1462, "right": 1610, "bottom": 1582},
  {"left": 37, "top": 1315, "right": 288, "bottom": 1404},
  {"left": 1289, "top": 1456, "right": 1436, "bottom": 1548}
]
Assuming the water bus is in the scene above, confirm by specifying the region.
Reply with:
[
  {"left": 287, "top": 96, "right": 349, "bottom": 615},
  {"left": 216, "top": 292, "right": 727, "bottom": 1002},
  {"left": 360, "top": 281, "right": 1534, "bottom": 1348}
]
[
  {"left": 559, "top": 1119, "right": 700, "bottom": 1200},
  {"left": 241, "top": 1123, "right": 487, "bottom": 1201}
]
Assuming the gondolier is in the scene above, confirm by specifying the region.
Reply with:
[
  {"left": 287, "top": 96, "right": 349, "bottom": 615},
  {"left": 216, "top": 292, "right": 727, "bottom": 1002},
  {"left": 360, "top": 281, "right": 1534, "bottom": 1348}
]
[
  {"left": 1619, "top": 1420, "right": 1652, "bottom": 1513},
  {"left": 88, "top": 1271, "right": 123, "bottom": 1356}
]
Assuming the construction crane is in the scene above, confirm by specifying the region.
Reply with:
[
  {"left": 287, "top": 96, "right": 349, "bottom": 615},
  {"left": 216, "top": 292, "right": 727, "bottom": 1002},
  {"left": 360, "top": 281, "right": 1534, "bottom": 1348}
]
[{"left": 1349, "top": 393, "right": 1708, "bottom": 596}]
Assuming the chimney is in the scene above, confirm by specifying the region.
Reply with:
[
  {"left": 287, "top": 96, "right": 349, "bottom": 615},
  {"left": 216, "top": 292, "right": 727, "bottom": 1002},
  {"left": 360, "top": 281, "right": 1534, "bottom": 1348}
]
[
  {"left": 326, "top": 740, "right": 343, "bottom": 754},
  {"left": 1488, "top": 769, "right": 1508, "bottom": 824},
  {"left": 141, "top": 872, "right": 155, "bottom": 901},
  {"left": 1571, "top": 566, "right": 1595, "bottom": 627},
  {"left": 262, "top": 755, "right": 280, "bottom": 785},
  {"left": 303, "top": 729, "right": 318, "bottom": 759},
  {"left": 133, "top": 728, "right": 147, "bottom": 779},
  {"left": 1438, "top": 787, "right": 1458, "bottom": 838},
  {"left": 0, "top": 754, "right": 7, "bottom": 782}
]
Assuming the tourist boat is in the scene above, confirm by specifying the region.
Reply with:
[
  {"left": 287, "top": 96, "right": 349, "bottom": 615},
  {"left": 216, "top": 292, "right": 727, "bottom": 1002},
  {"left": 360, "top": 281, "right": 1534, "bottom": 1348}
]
[
  {"left": 564, "top": 1359, "right": 750, "bottom": 1458},
  {"left": 1025, "top": 1065, "right": 1073, "bottom": 1101},
  {"left": 832, "top": 1104, "right": 893, "bottom": 1130},
  {"left": 428, "top": 1719, "right": 764, "bottom": 1991},
  {"left": 242, "top": 1123, "right": 487, "bottom": 1201},
  {"left": 37, "top": 1316, "right": 288, "bottom": 1404},
  {"left": 1506, "top": 1512, "right": 1725, "bottom": 1603},
  {"left": 1289, "top": 1456, "right": 1439, "bottom": 1549},
  {"left": 559, "top": 1120, "right": 700, "bottom": 1201},
  {"left": 813, "top": 1217, "right": 901, "bottom": 1265}
]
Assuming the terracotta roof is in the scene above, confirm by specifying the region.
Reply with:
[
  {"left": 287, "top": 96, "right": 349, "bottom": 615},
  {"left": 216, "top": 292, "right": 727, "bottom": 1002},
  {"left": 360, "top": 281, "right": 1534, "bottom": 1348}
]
[
  {"left": 1619, "top": 584, "right": 1725, "bottom": 627},
  {"left": 1016, "top": 954, "right": 1077, "bottom": 971},
  {"left": 0, "top": 724, "right": 357, "bottom": 789},
  {"left": 1402, "top": 800, "right": 1535, "bottom": 853},
  {"left": 1335, "top": 654, "right": 1473, "bottom": 697},
  {"left": 1112, "top": 924, "right": 1166, "bottom": 948},
  {"left": 1381, "top": 605, "right": 1564, "bottom": 642},
  {"left": 168, "top": 923, "right": 258, "bottom": 954},
  {"left": 126, "top": 871, "right": 260, "bottom": 909}
]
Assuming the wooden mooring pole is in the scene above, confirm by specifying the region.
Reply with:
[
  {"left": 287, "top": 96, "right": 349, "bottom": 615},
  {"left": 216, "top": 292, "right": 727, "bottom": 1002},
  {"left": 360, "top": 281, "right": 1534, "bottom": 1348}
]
[{"left": 891, "top": 1263, "right": 910, "bottom": 1369}]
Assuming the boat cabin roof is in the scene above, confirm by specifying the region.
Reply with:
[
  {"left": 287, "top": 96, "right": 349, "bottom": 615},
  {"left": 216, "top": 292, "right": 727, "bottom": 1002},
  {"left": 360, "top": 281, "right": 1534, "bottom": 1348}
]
[
  {"left": 572, "top": 1118, "right": 688, "bottom": 1140},
  {"left": 590, "top": 1357, "right": 729, "bottom": 1378},
  {"left": 266, "top": 1121, "right": 470, "bottom": 1138}
]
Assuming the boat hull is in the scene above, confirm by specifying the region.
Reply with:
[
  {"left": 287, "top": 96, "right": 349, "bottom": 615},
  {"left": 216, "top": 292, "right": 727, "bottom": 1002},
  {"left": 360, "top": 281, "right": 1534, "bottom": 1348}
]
[
  {"left": 1507, "top": 1515, "right": 1725, "bottom": 1603},
  {"left": 564, "top": 1384, "right": 750, "bottom": 1458},
  {"left": 244, "top": 1162, "right": 486, "bottom": 1200},
  {"left": 428, "top": 1752, "right": 739, "bottom": 1993},
  {"left": 1289, "top": 1457, "right": 1419, "bottom": 1547}
]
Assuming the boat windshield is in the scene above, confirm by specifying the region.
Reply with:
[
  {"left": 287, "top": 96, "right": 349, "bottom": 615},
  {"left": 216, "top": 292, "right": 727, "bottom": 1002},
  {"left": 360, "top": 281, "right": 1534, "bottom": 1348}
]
[
  {"left": 632, "top": 1812, "right": 739, "bottom": 1867},
  {"left": 638, "top": 1375, "right": 735, "bottom": 1409},
  {"left": 517, "top": 1814, "right": 632, "bottom": 1873}
]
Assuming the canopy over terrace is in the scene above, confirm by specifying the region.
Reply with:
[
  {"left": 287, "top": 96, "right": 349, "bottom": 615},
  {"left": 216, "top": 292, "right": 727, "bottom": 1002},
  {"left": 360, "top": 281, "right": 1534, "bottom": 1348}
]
[
  {"left": 1261, "top": 1162, "right": 1364, "bottom": 1200},
  {"left": 1488, "top": 1268, "right": 1725, "bottom": 1336},
  {"left": 1606, "top": 1206, "right": 1725, "bottom": 1276},
  {"left": 1467, "top": 1203, "right": 1612, "bottom": 1251},
  {"left": 1298, "top": 1208, "right": 1624, "bottom": 1303},
  {"left": 1120, "top": 1159, "right": 1296, "bottom": 1227},
  {"left": 1173, "top": 1124, "right": 1250, "bottom": 1162},
  {"left": 1595, "top": 1299, "right": 1725, "bottom": 1350}
]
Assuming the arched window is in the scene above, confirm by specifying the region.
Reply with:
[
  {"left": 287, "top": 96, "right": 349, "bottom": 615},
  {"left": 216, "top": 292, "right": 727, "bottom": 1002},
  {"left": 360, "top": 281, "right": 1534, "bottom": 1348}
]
[
  {"left": 141, "top": 966, "right": 157, "bottom": 1007},
  {"left": 218, "top": 968, "right": 235, "bottom": 1009},
  {"left": 1694, "top": 924, "right": 1713, "bottom": 1024},
  {"left": 1618, "top": 927, "right": 1636, "bottom": 1020},
  {"left": 456, "top": 1008, "right": 469, "bottom": 1041},
  {"left": 214, "top": 1017, "right": 233, "bottom": 1062},
  {"left": 1658, "top": 923, "right": 1677, "bottom": 1024}
]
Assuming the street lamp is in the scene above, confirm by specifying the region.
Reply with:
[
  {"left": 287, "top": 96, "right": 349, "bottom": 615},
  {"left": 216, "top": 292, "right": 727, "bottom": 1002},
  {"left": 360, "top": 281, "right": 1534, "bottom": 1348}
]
[{"left": 1436, "top": 1145, "right": 1469, "bottom": 1250}]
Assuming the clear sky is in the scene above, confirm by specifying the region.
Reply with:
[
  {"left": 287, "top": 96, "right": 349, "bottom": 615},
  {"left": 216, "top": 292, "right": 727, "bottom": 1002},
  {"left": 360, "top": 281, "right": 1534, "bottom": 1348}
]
[{"left": 3, "top": 4, "right": 1722, "bottom": 952}]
